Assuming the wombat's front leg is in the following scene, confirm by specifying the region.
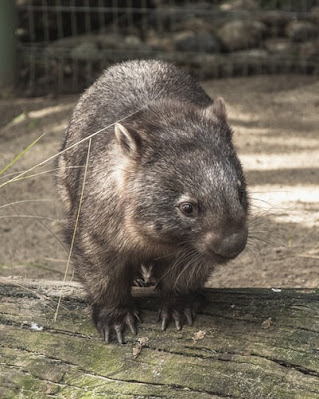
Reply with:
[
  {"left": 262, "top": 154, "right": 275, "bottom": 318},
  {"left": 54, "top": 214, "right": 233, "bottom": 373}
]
[
  {"left": 82, "top": 260, "right": 140, "bottom": 344},
  {"left": 153, "top": 260, "right": 208, "bottom": 331}
]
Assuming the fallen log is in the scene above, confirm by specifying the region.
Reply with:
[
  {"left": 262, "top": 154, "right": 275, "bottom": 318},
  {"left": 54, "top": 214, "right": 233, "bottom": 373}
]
[{"left": 0, "top": 277, "right": 318, "bottom": 398}]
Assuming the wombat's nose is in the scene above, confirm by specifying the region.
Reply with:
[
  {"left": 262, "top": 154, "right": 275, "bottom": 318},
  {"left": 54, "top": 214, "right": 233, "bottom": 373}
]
[{"left": 213, "top": 229, "right": 247, "bottom": 259}]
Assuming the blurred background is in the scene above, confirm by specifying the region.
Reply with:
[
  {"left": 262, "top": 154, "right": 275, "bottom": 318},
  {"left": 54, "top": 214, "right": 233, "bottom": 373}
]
[
  {"left": 1, "top": 0, "right": 319, "bottom": 96},
  {"left": 0, "top": 0, "right": 318, "bottom": 288}
]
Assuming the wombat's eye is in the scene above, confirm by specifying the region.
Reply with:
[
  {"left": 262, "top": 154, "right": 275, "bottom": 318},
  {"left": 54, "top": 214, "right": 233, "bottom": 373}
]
[{"left": 179, "top": 202, "right": 197, "bottom": 217}]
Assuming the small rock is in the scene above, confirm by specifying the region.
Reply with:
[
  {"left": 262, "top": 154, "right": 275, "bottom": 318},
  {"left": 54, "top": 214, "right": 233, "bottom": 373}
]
[
  {"left": 286, "top": 21, "right": 318, "bottom": 42},
  {"left": 218, "top": 19, "right": 266, "bottom": 51}
]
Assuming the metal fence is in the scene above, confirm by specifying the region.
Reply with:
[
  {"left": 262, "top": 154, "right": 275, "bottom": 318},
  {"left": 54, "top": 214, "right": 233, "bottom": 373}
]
[{"left": 15, "top": 0, "right": 319, "bottom": 96}]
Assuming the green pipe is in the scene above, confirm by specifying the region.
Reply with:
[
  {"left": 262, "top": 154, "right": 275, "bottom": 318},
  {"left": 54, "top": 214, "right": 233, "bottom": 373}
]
[{"left": 0, "top": 1, "right": 16, "bottom": 91}]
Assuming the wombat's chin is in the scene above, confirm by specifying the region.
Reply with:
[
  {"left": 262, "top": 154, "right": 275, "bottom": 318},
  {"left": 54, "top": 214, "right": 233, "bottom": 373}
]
[{"left": 201, "top": 252, "right": 232, "bottom": 265}]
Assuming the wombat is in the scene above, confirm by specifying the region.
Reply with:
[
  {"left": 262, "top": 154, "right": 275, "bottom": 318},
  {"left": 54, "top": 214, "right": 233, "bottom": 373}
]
[{"left": 57, "top": 59, "right": 248, "bottom": 343}]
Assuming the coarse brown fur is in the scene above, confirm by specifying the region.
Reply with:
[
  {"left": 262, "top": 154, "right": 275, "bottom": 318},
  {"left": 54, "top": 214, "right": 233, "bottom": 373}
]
[{"left": 57, "top": 60, "right": 249, "bottom": 343}]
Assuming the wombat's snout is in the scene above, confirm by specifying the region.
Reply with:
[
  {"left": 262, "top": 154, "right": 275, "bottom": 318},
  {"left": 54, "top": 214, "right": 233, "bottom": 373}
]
[{"left": 204, "top": 228, "right": 248, "bottom": 260}]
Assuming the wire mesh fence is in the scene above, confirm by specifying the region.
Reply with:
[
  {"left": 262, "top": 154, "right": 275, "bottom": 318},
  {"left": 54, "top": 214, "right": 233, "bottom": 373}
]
[{"left": 16, "top": 0, "right": 319, "bottom": 96}]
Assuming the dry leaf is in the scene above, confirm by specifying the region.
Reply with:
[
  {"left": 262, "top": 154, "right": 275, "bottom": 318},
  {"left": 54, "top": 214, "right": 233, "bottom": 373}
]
[
  {"left": 261, "top": 318, "right": 272, "bottom": 329},
  {"left": 193, "top": 330, "right": 206, "bottom": 342}
]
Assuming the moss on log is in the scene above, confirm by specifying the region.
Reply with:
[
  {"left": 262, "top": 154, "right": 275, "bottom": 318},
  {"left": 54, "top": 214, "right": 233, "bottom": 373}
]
[{"left": 0, "top": 277, "right": 319, "bottom": 398}]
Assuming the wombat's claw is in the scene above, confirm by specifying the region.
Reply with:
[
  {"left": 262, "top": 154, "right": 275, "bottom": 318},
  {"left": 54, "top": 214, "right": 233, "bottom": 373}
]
[
  {"left": 101, "top": 315, "right": 139, "bottom": 344},
  {"left": 158, "top": 293, "right": 205, "bottom": 331},
  {"left": 94, "top": 306, "right": 140, "bottom": 344},
  {"left": 158, "top": 306, "right": 194, "bottom": 331},
  {"left": 133, "top": 277, "right": 148, "bottom": 287},
  {"left": 183, "top": 308, "right": 195, "bottom": 326}
]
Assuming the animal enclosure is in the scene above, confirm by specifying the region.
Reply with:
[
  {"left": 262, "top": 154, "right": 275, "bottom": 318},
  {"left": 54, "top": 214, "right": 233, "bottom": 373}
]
[{"left": 12, "top": 0, "right": 319, "bottom": 95}]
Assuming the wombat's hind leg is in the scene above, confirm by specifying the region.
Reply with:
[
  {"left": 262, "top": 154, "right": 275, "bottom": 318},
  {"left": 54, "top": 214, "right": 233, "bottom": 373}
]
[
  {"left": 158, "top": 292, "right": 207, "bottom": 331},
  {"left": 92, "top": 303, "right": 141, "bottom": 344}
]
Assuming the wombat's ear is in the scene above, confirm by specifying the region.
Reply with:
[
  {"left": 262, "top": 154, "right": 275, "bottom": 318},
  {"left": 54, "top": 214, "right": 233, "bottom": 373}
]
[
  {"left": 207, "top": 97, "right": 227, "bottom": 122},
  {"left": 114, "top": 123, "right": 142, "bottom": 158}
]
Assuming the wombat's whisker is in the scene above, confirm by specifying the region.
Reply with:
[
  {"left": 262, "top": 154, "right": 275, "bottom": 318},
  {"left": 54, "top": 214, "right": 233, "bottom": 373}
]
[
  {"left": 245, "top": 246, "right": 261, "bottom": 263},
  {"left": 154, "top": 250, "right": 188, "bottom": 287},
  {"left": 249, "top": 235, "right": 283, "bottom": 247},
  {"left": 247, "top": 240, "right": 260, "bottom": 250},
  {"left": 174, "top": 249, "right": 202, "bottom": 290}
]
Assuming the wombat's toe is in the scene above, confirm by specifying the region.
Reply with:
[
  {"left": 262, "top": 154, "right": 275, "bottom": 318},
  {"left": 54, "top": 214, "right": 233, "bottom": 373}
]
[{"left": 158, "top": 293, "right": 206, "bottom": 331}]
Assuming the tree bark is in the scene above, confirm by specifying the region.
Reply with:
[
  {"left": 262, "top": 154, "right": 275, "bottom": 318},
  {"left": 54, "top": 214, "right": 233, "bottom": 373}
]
[{"left": 1, "top": 277, "right": 318, "bottom": 398}]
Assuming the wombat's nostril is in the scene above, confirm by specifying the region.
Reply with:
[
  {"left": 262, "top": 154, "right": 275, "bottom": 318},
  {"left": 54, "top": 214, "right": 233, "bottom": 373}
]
[{"left": 213, "top": 230, "right": 247, "bottom": 259}]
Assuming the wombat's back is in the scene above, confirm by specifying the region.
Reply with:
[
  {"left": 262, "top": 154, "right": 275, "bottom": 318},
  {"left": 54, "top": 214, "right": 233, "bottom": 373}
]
[{"left": 69, "top": 60, "right": 212, "bottom": 140}]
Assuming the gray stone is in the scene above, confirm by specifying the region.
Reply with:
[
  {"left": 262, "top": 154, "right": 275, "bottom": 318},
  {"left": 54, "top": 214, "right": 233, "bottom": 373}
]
[
  {"left": 264, "top": 39, "right": 298, "bottom": 55},
  {"left": 97, "top": 33, "right": 127, "bottom": 50},
  {"left": 71, "top": 41, "right": 100, "bottom": 61},
  {"left": 286, "top": 21, "right": 318, "bottom": 42},
  {"left": 175, "top": 17, "right": 215, "bottom": 34},
  {"left": 218, "top": 20, "right": 266, "bottom": 51},
  {"left": 299, "top": 39, "right": 319, "bottom": 58},
  {"left": 173, "top": 31, "right": 221, "bottom": 53},
  {"left": 233, "top": 48, "right": 269, "bottom": 60},
  {"left": 191, "top": 53, "right": 228, "bottom": 78},
  {"left": 146, "top": 33, "right": 174, "bottom": 51},
  {"left": 258, "top": 11, "right": 291, "bottom": 36}
]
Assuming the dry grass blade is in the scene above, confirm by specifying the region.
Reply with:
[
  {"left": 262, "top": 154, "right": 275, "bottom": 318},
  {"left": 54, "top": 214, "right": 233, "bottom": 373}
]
[
  {"left": 297, "top": 254, "right": 319, "bottom": 260},
  {"left": 54, "top": 138, "right": 92, "bottom": 322},
  {"left": 0, "top": 100, "right": 159, "bottom": 189},
  {"left": 0, "top": 132, "right": 46, "bottom": 177}
]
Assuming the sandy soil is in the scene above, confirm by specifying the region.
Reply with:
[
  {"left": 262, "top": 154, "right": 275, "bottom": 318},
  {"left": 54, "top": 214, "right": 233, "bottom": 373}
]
[{"left": 0, "top": 74, "right": 318, "bottom": 287}]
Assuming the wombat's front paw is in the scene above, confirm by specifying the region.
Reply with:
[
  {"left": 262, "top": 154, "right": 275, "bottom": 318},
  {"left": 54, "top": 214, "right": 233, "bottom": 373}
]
[
  {"left": 158, "top": 293, "right": 206, "bottom": 331},
  {"left": 92, "top": 304, "right": 141, "bottom": 344}
]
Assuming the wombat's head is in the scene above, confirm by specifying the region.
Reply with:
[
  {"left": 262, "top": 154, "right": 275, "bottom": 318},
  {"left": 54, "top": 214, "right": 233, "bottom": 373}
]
[{"left": 114, "top": 98, "right": 248, "bottom": 263}]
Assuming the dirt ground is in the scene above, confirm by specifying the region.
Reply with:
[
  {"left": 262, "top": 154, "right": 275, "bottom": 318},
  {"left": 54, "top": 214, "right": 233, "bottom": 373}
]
[{"left": 0, "top": 74, "right": 318, "bottom": 288}]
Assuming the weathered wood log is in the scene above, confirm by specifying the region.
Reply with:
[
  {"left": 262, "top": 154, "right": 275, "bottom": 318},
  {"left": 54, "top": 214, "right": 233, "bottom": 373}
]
[{"left": 0, "top": 277, "right": 318, "bottom": 398}]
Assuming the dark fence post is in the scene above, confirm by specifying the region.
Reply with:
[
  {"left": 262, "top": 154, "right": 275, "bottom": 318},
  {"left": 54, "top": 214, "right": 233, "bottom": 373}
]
[{"left": 0, "top": 0, "right": 16, "bottom": 92}]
